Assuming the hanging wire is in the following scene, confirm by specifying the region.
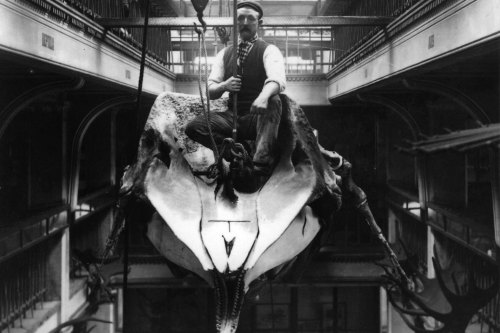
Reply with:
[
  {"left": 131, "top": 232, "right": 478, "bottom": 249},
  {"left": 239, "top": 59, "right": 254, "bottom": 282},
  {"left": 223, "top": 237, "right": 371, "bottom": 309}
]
[
  {"left": 196, "top": 30, "right": 219, "bottom": 160},
  {"left": 269, "top": 280, "right": 276, "bottom": 332},
  {"left": 121, "top": 1, "right": 151, "bottom": 328}
]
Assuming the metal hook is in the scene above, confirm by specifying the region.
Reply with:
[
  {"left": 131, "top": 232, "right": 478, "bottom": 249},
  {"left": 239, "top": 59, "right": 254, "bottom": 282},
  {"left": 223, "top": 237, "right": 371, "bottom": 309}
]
[
  {"left": 197, "top": 12, "right": 207, "bottom": 32},
  {"left": 192, "top": 12, "right": 207, "bottom": 34},
  {"left": 193, "top": 22, "right": 203, "bottom": 35}
]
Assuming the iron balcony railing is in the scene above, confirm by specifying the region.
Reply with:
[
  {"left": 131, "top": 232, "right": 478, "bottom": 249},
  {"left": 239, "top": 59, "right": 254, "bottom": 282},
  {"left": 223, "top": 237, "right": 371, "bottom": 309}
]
[
  {"left": 397, "top": 213, "right": 428, "bottom": 272},
  {"left": 329, "top": 0, "right": 465, "bottom": 76},
  {"left": 385, "top": 185, "right": 428, "bottom": 272},
  {"left": 437, "top": 234, "right": 500, "bottom": 331},
  {"left": 427, "top": 202, "right": 497, "bottom": 262},
  {"left": 18, "top": 0, "right": 174, "bottom": 73},
  {"left": 477, "top": 277, "right": 500, "bottom": 332},
  {"left": 35, "top": 0, "right": 335, "bottom": 75},
  {"left": 332, "top": 0, "right": 422, "bottom": 64},
  {"left": 0, "top": 240, "right": 52, "bottom": 332},
  {"left": 19, "top": 0, "right": 460, "bottom": 77},
  {"left": 476, "top": 275, "right": 500, "bottom": 331},
  {"left": 387, "top": 186, "right": 499, "bottom": 331},
  {"left": 0, "top": 206, "right": 67, "bottom": 260}
]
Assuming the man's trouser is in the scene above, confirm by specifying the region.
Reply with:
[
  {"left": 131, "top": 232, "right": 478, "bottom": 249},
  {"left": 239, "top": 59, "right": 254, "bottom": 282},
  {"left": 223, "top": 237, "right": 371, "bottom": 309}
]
[{"left": 185, "top": 95, "right": 282, "bottom": 170}]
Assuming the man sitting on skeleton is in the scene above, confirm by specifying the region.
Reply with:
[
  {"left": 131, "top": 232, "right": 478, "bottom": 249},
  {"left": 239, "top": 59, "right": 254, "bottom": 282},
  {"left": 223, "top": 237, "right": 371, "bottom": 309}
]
[{"left": 185, "top": 0, "right": 286, "bottom": 177}]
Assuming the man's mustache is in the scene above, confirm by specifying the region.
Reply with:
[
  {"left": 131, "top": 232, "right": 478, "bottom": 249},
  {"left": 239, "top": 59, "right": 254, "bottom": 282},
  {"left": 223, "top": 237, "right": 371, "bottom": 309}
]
[{"left": 240, "top": 28, "right": 250, "bottom": 32}]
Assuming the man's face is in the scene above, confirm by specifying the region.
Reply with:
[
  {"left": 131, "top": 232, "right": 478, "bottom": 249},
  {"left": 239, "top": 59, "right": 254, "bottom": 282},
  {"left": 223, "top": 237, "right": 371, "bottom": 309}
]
[{"left": 237, "top": 7, "right": 261, "bottom": 41}]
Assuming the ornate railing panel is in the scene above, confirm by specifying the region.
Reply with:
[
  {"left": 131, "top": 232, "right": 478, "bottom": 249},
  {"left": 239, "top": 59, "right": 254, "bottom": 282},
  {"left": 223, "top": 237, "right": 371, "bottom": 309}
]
[
  {"left": 434, "top": 233, "right": 500, "bottom": 331},
  {"left": 386, "top": 186, "right": 428, "bottom": 271},
  {"left": 428, "top": 202, "right": 497, "bottom": 263},
  {"left": 476, "top": 274, "right": 500, "bottom": 331},
  {"left": 329, "top": 0, "right": 465, "bottom": 76},
  {"left": 12, "top": 0, "right": 174, "bottom": 77},
  {"left": 0, "top": 239, "right": 53, "bottom": 331},
  {"left": 0, "top": 207, "right": 67, "bottom": 260}
]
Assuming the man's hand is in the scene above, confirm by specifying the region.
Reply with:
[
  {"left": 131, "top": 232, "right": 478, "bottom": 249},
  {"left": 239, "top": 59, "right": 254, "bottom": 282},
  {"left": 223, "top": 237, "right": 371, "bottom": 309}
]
[
  {"left": 223, "top": 76, "right": 242, "bottom": 92},
  {"left": 250, "top": 82, "right": 280, "bottom": 114},
  {"left": 250, "top": 95, "right": 269, "bottom": 115}
]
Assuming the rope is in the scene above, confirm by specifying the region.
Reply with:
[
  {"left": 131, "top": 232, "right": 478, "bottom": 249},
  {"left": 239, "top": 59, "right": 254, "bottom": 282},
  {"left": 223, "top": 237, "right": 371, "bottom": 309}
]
[
  {"left": 202, "top": 32, "right": 219, "bottom": 160},
  {"left": 124, "top": 0, "right": 150, "bottom": 324},
  {"left": 135, "top": 0, "right": 150, "bottom": 133},
  {"left": 192, "top": 0, "right": 241, "bottom": 174},
  {"left": 231, "top": 0, "right": 238, "bottom": 141},
  {"left": 269, "top": 280, "right": 276, "bottom": 332},
  {"left": 195, "top": 28, "right": 219, "bottom": 161}
]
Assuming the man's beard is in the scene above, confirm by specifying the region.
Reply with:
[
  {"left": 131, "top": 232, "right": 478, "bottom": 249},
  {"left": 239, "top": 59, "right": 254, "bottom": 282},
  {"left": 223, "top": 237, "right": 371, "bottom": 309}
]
[{"left": 239, "top": 28, "right": 255, "bottom": 40}]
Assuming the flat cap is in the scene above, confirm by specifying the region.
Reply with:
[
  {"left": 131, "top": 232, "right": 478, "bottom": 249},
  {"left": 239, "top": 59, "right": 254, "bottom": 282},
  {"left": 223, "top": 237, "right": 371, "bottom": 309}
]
[{"left": 237, "top": 0, "right": 264, "bottom": 19}]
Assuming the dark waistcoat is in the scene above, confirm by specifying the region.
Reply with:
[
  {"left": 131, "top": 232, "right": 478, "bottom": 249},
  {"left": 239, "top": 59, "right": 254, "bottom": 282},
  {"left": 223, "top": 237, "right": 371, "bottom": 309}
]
[{"left": 223, "top": 39, "right": 270, "bottom": 114}]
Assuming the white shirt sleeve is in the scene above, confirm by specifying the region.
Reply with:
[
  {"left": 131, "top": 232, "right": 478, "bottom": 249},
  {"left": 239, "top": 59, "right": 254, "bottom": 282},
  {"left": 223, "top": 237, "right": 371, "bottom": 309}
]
[
  {"left": 208, "top": 48, "right": 226, "bottom": 86},
  {"left": 263, "top": 44, "right": 286, "bottom": 93}
]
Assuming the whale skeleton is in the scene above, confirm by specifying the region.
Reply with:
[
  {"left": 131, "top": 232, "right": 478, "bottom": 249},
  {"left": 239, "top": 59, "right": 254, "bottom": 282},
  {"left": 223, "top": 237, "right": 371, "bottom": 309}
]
[{"left": 115, "top": 92, "right": 405, "bottom": 333}]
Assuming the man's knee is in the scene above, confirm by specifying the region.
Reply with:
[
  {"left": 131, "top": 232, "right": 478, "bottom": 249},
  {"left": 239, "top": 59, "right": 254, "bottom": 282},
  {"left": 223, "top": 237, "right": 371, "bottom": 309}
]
[
  {"left": 269, "top": 95, "right": 281, "bottom": 109},
  {"left": 185, "top": 119, "right": 204, "bottom": 142},
  {"left": 265, "top": 95, "right": 282, "bottom": 121}
]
